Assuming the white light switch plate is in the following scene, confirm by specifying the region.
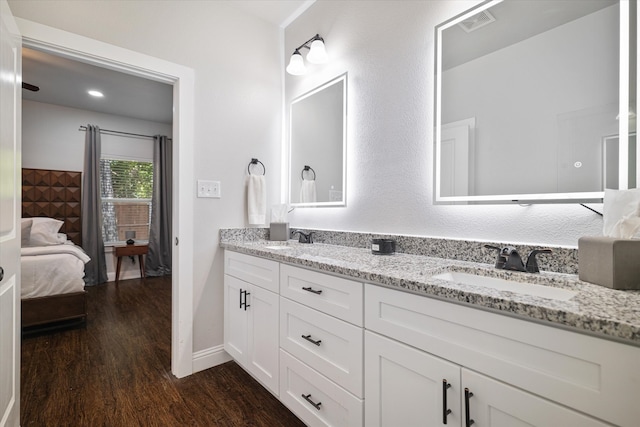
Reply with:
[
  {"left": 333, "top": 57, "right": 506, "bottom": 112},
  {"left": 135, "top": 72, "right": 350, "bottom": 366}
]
[{"left": 197, "top": 179, "right": 221, "bottom": 198}]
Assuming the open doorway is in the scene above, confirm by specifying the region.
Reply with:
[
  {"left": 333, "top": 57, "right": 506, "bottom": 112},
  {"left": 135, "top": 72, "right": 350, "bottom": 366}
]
[
  {"left": 22, "top": 47, "right": 173, "bottom": 282},
  {"left": 19, "top": 20, "right": 196, "bottom": 378}
]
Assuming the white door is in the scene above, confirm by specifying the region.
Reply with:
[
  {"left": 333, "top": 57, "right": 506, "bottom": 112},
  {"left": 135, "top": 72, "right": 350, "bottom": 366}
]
[
  {"left": 365, "top": 331, "right": 461, "bottom": 427},
  {"left": 462, "top": 369, "right": 610, "bottom": 427},
  {"left": 223, "top": 275, "right": 248, "bottom": 362},
  {"left": 0, "top": 1, "right": 21, "bottom": 426},
  {"left": 440, "top": 120, "right": 473, "bottom": 198},
  {"left": 246, "top": 285, "right": 279, "bottom": 395}
]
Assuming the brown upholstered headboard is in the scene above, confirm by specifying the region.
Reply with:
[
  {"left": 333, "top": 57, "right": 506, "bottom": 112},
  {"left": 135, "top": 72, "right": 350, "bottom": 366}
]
[{"left": 22, "top": 168, "right": 82, "bottom": 246}]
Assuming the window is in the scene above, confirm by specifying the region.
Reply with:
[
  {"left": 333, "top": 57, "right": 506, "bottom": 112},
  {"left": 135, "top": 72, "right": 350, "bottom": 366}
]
[{"left": 100, "top": 159, "right": 153, "bottom": 244}]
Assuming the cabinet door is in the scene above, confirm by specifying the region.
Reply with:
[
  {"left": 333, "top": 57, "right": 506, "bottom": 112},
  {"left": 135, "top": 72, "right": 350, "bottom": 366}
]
[
  {"left": 223, "top": 275, "right": 248, "bottom": 362},
  {"left": 462, "top": 369, "right": 612, "bottom": 427},
  {"left": 247, "top": 284, "right": 280, "bottom": 395},
  {"left": 365, "top": 331, "right": 461, "bottom": 427}
]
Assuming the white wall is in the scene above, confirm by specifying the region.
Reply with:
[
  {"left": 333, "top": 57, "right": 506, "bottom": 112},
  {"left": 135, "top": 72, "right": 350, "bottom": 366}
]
[
  {"left": 285, "top": 0, "right": 603, "bottom": 247},
  {"left": 9, "top": 1, "right": 283, "bottom": 355},
  {"left": 22, "top": 99, "right": 172, "bottom": 281}
]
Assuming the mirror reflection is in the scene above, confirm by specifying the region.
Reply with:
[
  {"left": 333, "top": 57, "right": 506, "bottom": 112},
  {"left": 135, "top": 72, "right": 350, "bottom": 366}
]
[
  {"left": 289, "top": 74, "right": 347, "bottom": 206},
  {"left": 435, "top": 0, "right": 635, "bottom": 203}
]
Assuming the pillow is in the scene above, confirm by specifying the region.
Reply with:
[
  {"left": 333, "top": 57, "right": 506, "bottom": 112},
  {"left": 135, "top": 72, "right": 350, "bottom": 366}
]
[
  {"left": 27, "top": 217, "right": 65, "bottom": 246},
  {"left": 21, "top": 219, "right": 33, "bottom": 246}
]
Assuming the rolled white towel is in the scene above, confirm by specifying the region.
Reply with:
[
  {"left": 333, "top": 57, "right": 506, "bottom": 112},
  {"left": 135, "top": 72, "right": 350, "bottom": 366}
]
[
  {"left": 300, "top": 179, "right": 317, "bottom": 203},
  {"left": 247, "top": 174, "right": 266, "bottom": 224}
]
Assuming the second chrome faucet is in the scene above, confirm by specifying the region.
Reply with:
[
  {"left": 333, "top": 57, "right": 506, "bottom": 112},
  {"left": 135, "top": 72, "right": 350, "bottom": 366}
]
[{"left": 484, "top": 245, "right": 552, "bottom": 273}]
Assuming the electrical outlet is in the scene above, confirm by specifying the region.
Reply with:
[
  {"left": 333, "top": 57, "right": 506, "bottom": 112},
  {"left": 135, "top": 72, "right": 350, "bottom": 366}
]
[{"left": 197, "top": 180, "right": 221, "bottom": 198}]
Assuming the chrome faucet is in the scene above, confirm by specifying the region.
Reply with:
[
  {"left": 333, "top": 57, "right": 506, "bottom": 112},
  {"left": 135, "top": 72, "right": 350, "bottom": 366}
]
[
  {"left": 484, "top": 245, "right": 552, "bottom": 273},
  {"left": 292, "top": 230, "right": 314, "bottom": 244}
]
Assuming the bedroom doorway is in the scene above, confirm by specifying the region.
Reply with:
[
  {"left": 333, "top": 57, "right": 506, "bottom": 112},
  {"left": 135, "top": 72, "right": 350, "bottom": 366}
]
[{"left": 19, "top": 20, "right": 195, "bottom": 378}]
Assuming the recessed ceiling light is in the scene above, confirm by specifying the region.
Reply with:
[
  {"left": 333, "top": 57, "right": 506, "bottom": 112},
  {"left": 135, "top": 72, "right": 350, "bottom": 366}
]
[{"left": 88, "top": 90, "right": 104, "bottom": 97}]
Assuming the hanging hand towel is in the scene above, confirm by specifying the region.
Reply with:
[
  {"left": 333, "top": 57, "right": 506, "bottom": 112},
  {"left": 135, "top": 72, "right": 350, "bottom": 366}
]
[
  {"left": 247, "top": 174, "right": 267, "bottom": 224},
  {"left": 300, "top": 179, "right": 317, "bottom": 203}
]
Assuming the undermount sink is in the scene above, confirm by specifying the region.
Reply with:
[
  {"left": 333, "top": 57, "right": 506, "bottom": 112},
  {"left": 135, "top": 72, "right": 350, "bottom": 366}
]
[
  {"left": 264, "top": 245, "right": 293, "bottom": 250},
  {"left": 432, "top": 271, "right": 577, "bottom": 301}
]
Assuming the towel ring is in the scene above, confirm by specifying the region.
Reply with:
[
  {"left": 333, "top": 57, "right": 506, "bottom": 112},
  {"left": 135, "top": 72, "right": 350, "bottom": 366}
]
[
  {"left": 301, "top": 165, "right": 316, "bottom": 180},
  {"left": 248, "top": 158, "right": 266, "bottom": 175}
]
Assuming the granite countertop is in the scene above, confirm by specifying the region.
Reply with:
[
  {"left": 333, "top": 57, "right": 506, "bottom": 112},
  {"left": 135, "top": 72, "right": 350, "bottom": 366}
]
[{"left": 220, "top": 239, "right": 640, "bottom": 346}]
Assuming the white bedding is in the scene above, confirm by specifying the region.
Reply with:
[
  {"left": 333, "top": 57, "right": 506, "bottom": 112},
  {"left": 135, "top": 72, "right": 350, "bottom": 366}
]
[{"left": 21, "top": 243, "right": 90, "bottom": 299}]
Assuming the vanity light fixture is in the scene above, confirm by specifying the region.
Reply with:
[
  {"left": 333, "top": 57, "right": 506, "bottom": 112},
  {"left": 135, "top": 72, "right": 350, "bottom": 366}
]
[{"left": 286, "top": 34, "right": 328, "bottom": 76}]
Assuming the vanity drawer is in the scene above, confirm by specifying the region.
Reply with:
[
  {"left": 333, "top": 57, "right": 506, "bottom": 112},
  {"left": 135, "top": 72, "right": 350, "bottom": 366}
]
[
  {"left": 280, "top": 297, "right": 363, "bottom": 397},
  {"left": 224, "top": 250, "right": 279, "bottom": 292},
  {"left": 280, "top": 264, "right": 363, "bottom": 326},
  {"left": 279, "top": 349, "right": 363, "bottom": 427},
  {"left": 365, "top": 283, "right": 640, "bottom": 427}
]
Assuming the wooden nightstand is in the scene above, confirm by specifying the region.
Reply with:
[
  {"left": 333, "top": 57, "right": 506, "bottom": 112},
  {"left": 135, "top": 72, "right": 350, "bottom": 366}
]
[{"left": 114, "top": 243, "right": 149, "bottom": 285}]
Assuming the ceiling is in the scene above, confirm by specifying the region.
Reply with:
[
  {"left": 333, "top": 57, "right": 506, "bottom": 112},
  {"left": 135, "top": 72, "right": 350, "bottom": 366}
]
[
  {"left": 22, "top": 47, "right": 174, "bottom": 124},
  {"left": 21, "top": 0, "right": 312, "bottom": 125}
]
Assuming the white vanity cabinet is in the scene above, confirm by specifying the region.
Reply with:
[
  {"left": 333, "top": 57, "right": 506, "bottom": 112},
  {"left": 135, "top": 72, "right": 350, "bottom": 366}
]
[
  {"left": 222, "top": 249, "right": 639, "bottom": 427},
  {"left": 223, "top": 251, "right": 280, "bottom": 395},
  {"left": 278, "top": 264, "right": 364, "bottom": 427},
  {"left": 365, "top": 331, "right": 611, "bottom": 427},
  {"left": 365, "top": 284, "right": 639, "bottom": 427}
]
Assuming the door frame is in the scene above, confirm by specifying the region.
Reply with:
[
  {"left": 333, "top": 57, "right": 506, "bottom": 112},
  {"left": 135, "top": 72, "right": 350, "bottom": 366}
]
[{"left": 16, "top": 18, "right": 195, "bottom": 378}]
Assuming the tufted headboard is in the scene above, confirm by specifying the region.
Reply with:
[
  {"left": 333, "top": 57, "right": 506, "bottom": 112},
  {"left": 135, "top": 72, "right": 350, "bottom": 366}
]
[{"left": 22, "top": 168, "right": 82, "bottom": 246}]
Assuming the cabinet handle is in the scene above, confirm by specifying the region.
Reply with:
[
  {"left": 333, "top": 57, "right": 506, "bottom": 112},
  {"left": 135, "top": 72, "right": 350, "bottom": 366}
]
[
  {"left": 302, "top": 286, "right": 323, "bottom": 295},
  {"left": 464, "top": 388, "right": 475, "bottom": 426},
  {"left": 301, "top": 393, "right": 322, "bottom": 410},
  {"left": 301, "top": 334, "right": 322, "bottom": 346},
  {"left": 244, "top": 291, "right": 250, "bottom": 310},
  {"left": 239, "top": 289, "right": 250, "bottom": 310},
  {"left": 442, "top": 379, "right": 452, "bottom": 424}
]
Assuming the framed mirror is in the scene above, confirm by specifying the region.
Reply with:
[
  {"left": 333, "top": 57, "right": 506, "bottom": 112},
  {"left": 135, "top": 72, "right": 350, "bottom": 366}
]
[
  {"left": 434, "top": 0, "right": 636, "bottom": 203},
  {"left": 289, "top": 73, "right": 347, "bottom": 207}
]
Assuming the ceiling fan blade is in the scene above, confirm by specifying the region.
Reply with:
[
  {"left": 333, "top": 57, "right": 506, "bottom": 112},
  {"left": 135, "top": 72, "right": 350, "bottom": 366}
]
[{"left": 22, "top": 82, "right": 40, "bottom": 92}]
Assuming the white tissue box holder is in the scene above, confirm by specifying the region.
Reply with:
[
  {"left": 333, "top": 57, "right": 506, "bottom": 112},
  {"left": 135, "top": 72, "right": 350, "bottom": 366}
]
[
  {"left": 269, "top": 222, "right": 289, "bottom": 241},
  {"left": 578, "top": 236, "right": 640, "bottom": 290}
]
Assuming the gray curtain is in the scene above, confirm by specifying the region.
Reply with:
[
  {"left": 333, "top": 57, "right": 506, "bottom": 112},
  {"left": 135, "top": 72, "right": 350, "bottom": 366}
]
[
  {"left": 145, "top": 135, "right": 172, "bottom": 276},
  {"left": 82, "top": 125, "right": 108, "bottom": 285}
]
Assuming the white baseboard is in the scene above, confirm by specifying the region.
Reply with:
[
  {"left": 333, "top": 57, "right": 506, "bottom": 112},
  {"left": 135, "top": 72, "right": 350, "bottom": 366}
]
[{"left": 192, "top": 344, "right": 232, "bottom": 374}]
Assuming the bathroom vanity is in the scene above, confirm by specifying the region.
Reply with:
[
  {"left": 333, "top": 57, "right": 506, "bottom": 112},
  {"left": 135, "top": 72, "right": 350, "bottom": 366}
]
[{"left": 221, "top": 238, "right": 640, "bottom": 427}]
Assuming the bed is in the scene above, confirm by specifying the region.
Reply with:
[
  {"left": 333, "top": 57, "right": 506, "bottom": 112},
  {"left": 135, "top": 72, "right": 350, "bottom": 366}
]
[{"left": 21, "top": 168, "right": 89, "bottom": 333}]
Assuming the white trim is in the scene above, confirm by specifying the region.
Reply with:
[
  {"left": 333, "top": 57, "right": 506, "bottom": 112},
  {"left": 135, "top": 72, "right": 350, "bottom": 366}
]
[
  {"left": 192, "top": 345, "right": 232, "bottom": 374},
  {"left": 15, "top": 18, "right": 195, "bottom": 379},
  {"left": 280, "top": 0, "right": 315, "bottom": 29}
]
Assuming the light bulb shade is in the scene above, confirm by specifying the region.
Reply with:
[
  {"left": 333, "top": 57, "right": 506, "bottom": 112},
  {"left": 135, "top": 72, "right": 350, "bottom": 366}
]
[
  {"left": 286, "top": 51, "right": 306, "bottom": 75},
  {"left": 306, "top": 39, "right": 328, "bottom": 64}
]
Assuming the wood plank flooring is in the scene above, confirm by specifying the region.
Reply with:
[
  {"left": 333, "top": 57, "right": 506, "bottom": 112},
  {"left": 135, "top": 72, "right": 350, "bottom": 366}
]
[{"left": 21, "top": 276, "right": 306, "bottom": 427}]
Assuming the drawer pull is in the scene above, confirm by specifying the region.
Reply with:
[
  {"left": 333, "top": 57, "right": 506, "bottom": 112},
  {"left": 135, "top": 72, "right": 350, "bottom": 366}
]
[
  {"left": 302, "top": 286, "right": 323, "bottom": 295},
  {"left": 239, "top": 289, "right": 244, "bottom": 309},
  {"left": 301, "top": 334, "right": 322, "bottom": 346},
  {"left": 464, "top": 388, "right": 475, "bottom": 426},
  {"left": 442, "top": 379, "right": 452, "bottom": 424},
  {"left": 301, "top": 393, "right": 322, "bottom": 410}
]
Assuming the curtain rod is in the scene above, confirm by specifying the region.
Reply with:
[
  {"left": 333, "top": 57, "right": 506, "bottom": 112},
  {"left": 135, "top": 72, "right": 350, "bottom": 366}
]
[{"left": 78, "top": 125, "right": 172, "bottom": 140}]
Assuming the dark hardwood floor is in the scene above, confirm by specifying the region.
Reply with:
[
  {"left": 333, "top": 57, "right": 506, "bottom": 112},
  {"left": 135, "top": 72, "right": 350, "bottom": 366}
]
[{"left": 21, "top": 276, "right": 306, "bottom": 427}]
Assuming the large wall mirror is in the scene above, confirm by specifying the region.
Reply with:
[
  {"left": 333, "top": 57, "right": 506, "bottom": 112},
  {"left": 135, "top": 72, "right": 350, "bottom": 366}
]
[
  {"left": 434, "top": 0, "right": 637, "bottom": 203},
  {"left": 289, "top": 73, "right": 347, "bottom": 207}
]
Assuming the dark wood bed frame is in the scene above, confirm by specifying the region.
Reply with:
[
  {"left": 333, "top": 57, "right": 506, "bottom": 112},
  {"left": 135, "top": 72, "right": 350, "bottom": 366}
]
[{"left": 21, "top": 168, "right": 87, "bottom": 333}]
